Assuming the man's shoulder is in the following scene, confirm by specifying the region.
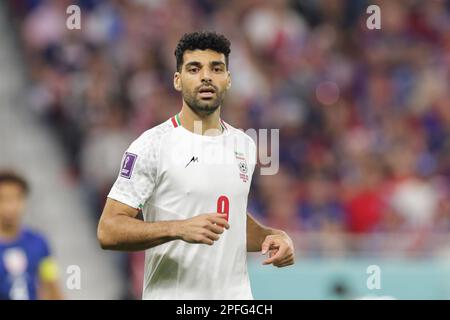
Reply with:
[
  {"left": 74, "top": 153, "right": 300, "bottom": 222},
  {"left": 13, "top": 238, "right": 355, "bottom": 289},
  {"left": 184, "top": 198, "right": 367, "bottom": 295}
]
[
  {"left": 138, "top": 119, "right": 175, "bottom": 142},
  {"left": 130, "top": 119, "right": 175, "bottom": 151},
  {"left": 20, "top": 228, "right": 49, "bottom": 248},
  {"left": 224, "top": 121, "right": 257, "bottom": 148}
]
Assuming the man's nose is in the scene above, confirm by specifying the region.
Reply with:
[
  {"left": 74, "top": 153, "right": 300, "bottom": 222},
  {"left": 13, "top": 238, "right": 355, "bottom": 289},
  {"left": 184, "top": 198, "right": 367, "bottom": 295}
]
[{"left": 200, "top": 69, "right": 212, "bottom": 82}]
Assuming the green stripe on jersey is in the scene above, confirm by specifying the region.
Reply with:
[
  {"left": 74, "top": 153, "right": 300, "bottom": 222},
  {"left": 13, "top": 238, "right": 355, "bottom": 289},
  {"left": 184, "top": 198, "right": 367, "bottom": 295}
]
[{"left": 175, "top": 113, "right": 181, "bottom": 126}]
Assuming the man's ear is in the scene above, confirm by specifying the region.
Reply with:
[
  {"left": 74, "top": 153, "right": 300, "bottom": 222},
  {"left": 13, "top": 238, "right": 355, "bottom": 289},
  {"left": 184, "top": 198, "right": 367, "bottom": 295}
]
[
  {"left": 174, "top": 72, "right": 182, "bottom": 91},
  {"left": 226, "top": 71, "right": 231, "bottom": 90}
]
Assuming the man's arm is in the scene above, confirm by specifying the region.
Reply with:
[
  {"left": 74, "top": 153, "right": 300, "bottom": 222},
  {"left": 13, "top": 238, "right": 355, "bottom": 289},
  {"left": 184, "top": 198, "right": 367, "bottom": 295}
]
[
  {"left": 247, "top": 212, "right": 281, "bottom": 252},
  {"left": 39, "top": 279, "right": 63, "bottom": 300},
  {"left": 246, "top": 213, "right": 295, "bottom": 267},
  {"left": 38, "top": 257, "right": 63, "bottom": 300},
  {"left": 97, "top": 198, "right": 229, "bottom": 251}
]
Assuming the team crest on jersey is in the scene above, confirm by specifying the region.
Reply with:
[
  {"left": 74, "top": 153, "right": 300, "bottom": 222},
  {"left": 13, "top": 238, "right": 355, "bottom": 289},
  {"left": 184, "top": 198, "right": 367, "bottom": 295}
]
[
  {"left": 3, "top": 248, "right": 27, "bottom": 276},
  {"left": 120, "top": 152, "right": 137, "bottom": 179},
  {"left": 235, "top": 152, "right": 249, "bottom": 183},
  {"left": 239, "top": 161, "right": 248, "bottom": 174}
]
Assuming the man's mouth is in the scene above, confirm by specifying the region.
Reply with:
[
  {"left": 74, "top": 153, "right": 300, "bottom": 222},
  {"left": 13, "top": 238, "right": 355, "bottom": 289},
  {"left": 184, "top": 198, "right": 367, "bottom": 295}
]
[{"left": 198, "top": 86, "right": 216, "bottom": 99}]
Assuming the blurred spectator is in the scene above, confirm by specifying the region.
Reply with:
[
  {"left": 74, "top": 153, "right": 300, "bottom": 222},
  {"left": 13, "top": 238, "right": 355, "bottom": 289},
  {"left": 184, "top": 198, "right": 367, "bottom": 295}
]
[
  {"left": 299, "top": 173, "right": 345, "bottom": 233},
  {"left": 0, "top": 171, "right": 63, "bottom": 300},
  {"left": 6, "top": 0, "right": 450, "bottom": 296}
]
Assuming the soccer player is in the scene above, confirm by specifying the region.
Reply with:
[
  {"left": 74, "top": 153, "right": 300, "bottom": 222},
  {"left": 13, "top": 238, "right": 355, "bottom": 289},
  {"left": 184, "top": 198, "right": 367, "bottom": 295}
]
[
  {"left": 0, "top": 171, "right": 62, "bottom": 300},
  {"left": 98, "top": 31, "right": 295, "bottom": 299}
]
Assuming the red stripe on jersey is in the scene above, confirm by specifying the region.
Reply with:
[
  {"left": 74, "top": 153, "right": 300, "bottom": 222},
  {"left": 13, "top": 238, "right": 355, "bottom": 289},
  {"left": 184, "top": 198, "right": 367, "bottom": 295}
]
[{"left": 171, "top": 116, "right": 178, "bottom": 128}]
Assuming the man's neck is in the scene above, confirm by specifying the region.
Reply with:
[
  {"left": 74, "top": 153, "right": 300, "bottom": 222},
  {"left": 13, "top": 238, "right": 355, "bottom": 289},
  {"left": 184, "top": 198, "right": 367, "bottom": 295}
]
[
  {"left": 0, "top": 226, "right": 20, "bottom": 240},
  {"left": 179, "top": 104, "right": 223, "bottom": 136}
]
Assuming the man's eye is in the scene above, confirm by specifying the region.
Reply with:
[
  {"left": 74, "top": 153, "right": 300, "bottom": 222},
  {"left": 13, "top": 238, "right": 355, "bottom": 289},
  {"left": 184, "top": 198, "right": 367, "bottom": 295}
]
[
  {"left": 189, "top": 67, "right": 199, "bottom": 73},
  {"left": 214, "top": 67, "right": 223, "bottom": 72}
]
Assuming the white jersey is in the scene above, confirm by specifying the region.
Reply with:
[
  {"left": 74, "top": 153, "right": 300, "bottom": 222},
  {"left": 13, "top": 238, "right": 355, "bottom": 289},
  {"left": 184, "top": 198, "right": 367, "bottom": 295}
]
[{"left": 108, "top": 115, "right": 257, "bottom": 300}]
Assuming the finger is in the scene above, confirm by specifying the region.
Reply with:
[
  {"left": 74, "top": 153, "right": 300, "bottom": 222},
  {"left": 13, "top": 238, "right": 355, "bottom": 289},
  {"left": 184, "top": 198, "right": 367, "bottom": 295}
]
[
  {"left": 199, "top": 237, "right": 214, "bottom": 246},
  {"left": 261, "top": 238, "right": 275, "bottom": 255},
  {"left": 267, "top": 248, "right": 278, "bottom": 259},
  {"left": 275, "top": 260, "right": 294, "bottom": 268},
  {"left": 261, "top": 238, "right": 279, "bottom": 255},
  {"left": 274, "top": 253, "right": 295, "bottom": 267},
  {"left": 205, "top": 222, "right": 225, "bottom": 234},
  {"left": 273, "top": 248, "right": 292, "bottom": 259},
  {"left": 275, "top": 255, "right": 295, "bottom": 267},
  {"left": 203, "top": 229, "right": 220, "bottom": 242},
  {"left": 211, "top": 213, "right": 230, "bottom": 229},
  {"left": 208, "top": 215, "right": 230, "bottom": 229},
  {"left": 191, "top": 232, "right": 215, "bottom": 245},
  {"left": 276, "top": 251, "right": 294, "bottom": 263},
  {"left": 263, "top": 246, "right": 288, "bottom": 265},
  {"left": 263, "top": 255, "right": 280, "bottom": 265}
]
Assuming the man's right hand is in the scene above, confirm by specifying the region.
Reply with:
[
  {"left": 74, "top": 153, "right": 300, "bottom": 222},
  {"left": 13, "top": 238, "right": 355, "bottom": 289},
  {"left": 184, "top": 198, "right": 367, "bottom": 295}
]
[{"left": 173, "top": 213, "right": 230, "bottom": 245}]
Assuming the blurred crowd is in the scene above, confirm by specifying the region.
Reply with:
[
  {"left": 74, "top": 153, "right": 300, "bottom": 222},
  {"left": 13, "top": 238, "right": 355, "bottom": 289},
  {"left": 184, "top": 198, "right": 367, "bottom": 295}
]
[{"left": 6, "top": 0, "right": 450, "bottom": 296}]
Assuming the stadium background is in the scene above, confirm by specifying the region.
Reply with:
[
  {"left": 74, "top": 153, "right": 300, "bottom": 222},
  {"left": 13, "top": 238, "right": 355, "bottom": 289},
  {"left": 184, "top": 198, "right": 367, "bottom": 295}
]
[{"left": 1, "top": 0, "right": 450, "bottom": 299}]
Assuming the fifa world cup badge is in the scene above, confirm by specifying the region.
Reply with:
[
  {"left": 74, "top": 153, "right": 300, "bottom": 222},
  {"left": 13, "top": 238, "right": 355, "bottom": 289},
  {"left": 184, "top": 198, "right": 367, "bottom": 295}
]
[
  {"left": 235, "top": 151, "right": 249, "bottom": 183},
  {"left": 120, "top": 152, "right": 138, "bottom": 179}
]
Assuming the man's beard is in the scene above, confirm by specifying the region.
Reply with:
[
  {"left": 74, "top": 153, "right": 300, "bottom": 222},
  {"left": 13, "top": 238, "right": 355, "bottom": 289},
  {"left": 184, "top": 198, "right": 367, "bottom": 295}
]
[{"left": 182, "top": 87, "right": 225, "bottom": 116}]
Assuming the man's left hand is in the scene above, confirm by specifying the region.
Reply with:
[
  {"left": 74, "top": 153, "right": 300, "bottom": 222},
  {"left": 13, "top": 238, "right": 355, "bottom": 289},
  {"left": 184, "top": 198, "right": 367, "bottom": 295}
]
[{"left": 261, "top": 232, "right": 295, "bottom": 268}]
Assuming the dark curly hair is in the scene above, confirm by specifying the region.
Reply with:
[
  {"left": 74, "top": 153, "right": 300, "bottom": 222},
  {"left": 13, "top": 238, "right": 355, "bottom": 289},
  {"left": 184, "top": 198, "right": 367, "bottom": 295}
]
[
  {"left": 0, "top": 171, "right": 29, "bottom": 195},
  {"left": 174, "top": 31, "right": 231, "bottom": 72}
]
